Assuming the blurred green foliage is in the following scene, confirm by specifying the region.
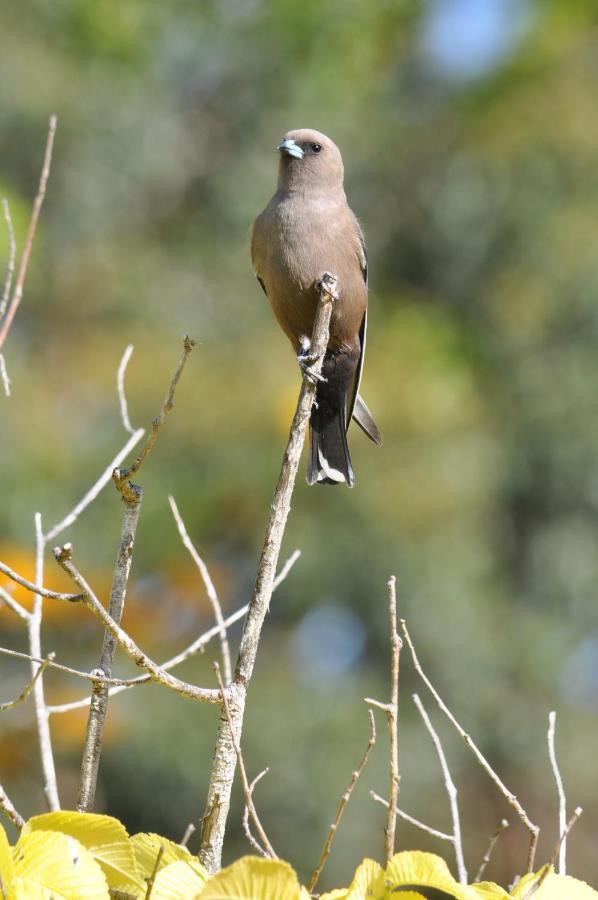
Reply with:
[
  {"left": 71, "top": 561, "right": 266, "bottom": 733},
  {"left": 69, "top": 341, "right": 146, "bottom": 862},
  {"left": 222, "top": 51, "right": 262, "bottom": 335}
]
[{"left": 1, "top": 0, "right": 598, "bottom": 889}]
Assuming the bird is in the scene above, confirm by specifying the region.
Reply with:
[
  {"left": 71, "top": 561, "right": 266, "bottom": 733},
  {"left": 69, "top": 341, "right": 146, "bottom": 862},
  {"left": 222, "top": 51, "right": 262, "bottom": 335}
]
[{"left": 251, "top": 127, "right": 381, "bottom": 487}]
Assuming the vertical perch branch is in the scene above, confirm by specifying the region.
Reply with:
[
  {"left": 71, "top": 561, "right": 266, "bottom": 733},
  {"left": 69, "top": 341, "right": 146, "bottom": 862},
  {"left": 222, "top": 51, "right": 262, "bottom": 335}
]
[{"left": 198, "top": 272, "right": 338, "bottom": 874}]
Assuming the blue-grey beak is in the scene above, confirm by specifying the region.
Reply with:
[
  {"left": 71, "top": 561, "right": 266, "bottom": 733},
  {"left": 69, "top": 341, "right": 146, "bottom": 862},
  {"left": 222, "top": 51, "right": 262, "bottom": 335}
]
[{"left": 277, "top": 138, "right": 304, "bottom": 160}]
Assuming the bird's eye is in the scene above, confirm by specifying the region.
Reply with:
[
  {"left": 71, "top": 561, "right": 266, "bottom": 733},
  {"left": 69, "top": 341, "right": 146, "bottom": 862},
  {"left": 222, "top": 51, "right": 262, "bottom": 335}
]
[{"left": 311, "top": 143, "right": 322, "bottom": 153}]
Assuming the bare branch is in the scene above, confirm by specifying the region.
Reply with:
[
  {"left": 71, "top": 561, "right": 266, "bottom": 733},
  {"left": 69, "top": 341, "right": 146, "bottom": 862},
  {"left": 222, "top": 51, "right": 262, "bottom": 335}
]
[
  {"left": 30, "top": 512, "right": 60, "bottom": 811},
  {"left": 114, "top": 335, "right": 195, "bottom": 497},
  {"left": 242, "top": 769, "right": 270, "bottom": 856},
  {"left": 117, "top": 344, "right": 136, "bottom": 435},
  {"left": 53, "top": 545, "right": 219, "bottom": 704},
  {"left": 370, "top": 791, "right": 453, "bottom": 842},
  {"left": 0, "top": 198, "right": 16, "bottom": 320},
  {"left": 385, "top": 576, "right": 401, "bottom": 864},
  {"left": 77, "top": 485, "right": 143, "bottom": 813},
  {"left": 145, "top": 844, "right": 165, "bottom": 899},
  {"left": 199, "top": 273, "right": 336, "bottom": 873},
  {"left": 0, "top": 585, "right": 30, "bottom": 621},
  {"left": 547, "top": 711, "right": 567, "bottom": 875},
  {"left": 0, "top": 354, "right": 10, "bottom": 398},
  {"left": 0, "top": 783, "right": 25, "bottom": 830},
  {"left": 44, "top": 427, "right": 145, "bottom": 543},
  {"left": 413, "top": 693, "right": 467, "bottom": 884},
  {"left": 0, "top": 116, "right": 57, "bottom": 351},
  {"left": 401, "top": 618, "right": 540, "bottom": 873},
  {"left": 522, "top": 807, "right": 583, "bottom": 899},
  {"left": 474, "top": 819, "right": 509, "bottom": 882},
  {"left": 308, "top": 709, "right": 376, "bottom": 893},
  {"left": 169, "top": 494, "right": 232, "bottom": 684},
  {"left": 47, "top": 548, "right": 301, "bottom": 714},
  {"left": 0, "top": 654, "right": 54, "bottom": 712},
  {"left": 0, "top": 646, "right": 146, "bottom": 685},
  {"left": 180, "top": 823, "right": 196, "bottom": 848},
  {"left": 0, "top": 560, "right": 82, "bottom": 601},
  {"left": 214, "top": 662, "right": 276, "bottom": 858}
]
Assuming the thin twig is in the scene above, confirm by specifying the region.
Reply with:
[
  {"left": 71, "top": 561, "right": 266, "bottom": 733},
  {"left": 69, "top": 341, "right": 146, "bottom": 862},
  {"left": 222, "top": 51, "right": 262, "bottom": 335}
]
[
  {"left": 547, "top": 711, "right": 567, "bottom": 874},
  {"left": 53, "top": 545, "right": 219, "bottom": 704},
  {"left": 522, "top": 807, "right": 583, "bottom": 899},
  {"left": 0, "top": 783, "right": 25, "bottom": 830},
  {"left": 401, "top": 618, "right": 540, "bottom": 873},
  {"left": 0, "top": 354, "right": 10, "bottom": 397},
  {"left": 370, "top": 791, "right": 453, "bottom": 842},
  {"left": 180, "top": 823, "right": 196, "bottom": 848},
  {"left": 44, "top": 428, "right": 145, "bottom": 543},
  {"left": 30, "top": 512, "right": 60, "bottom": 811},
  {"left": 169, "top": 495, "right": 232, "bottom": 684},
  {"left": 0, "top": 654, "right": 55, "bottom": 712},
  {"left": 474, "top": 819, "right": 509, "bottom": 882},
  {"left": 77, "top": 484, "right": 143, "bottom": 813},
  {"left": 0, "top": 585, "right": 30, "bottom": 620},
  {"left": 0, "top": 116, "right": 57, "bottom": 350},
  {"left": 199, "top": 273, "right": 336, "bottom": 873},
  {"left": 114, "top": 335, "right": 195, "bottom": 496},
  {"left": 0, "top": 198, "right": 16, "bottom": 320},
  {"left": 213, "top": 662, "right": 276, "bottom": 858},
  {"left": 412, "top": 693, "right": 467, "bottom": 884},
  {"left": 145, "top": 844, "right": 165, "bottom": 899},
  {"left": 0, "top": 560, "right": 82, "bottom": 601},
  {"left": 242, "top": 769, "right": 270, "bottom": 856},
  {"left": 308, "top": 709, "right": 376, "bottom": 893},
  {"left": 47, "top": 549, "right": 301, "bottom": 714},
  {"left": 385, "top": 576, "right": 401, "bottom": 865},
  {"left": 0, "top": 646, "right": 147, "bottom": 685},
  {"left": 117, "top": 344, "right": 136, "bottom": 435}
]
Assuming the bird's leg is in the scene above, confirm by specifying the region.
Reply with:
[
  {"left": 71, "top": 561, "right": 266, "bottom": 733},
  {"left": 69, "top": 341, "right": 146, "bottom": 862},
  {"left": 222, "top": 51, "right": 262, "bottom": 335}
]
[{"left": 297, "top": 335, "right": 327, "bottom": 384}]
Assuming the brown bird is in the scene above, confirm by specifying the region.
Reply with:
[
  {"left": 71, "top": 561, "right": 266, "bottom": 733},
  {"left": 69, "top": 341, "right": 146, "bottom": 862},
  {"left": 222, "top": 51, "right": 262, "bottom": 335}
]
[{"left": 251, "top": 128, "right": 381, "bottom": 487}]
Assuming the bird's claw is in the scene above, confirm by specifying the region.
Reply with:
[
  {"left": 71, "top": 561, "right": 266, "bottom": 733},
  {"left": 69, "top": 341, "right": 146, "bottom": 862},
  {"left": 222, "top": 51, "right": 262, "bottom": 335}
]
[
  {"left": 297, "top": 343, "right": 327, "bottom": 384},
  {"left": 317, "top": 271, "right": 339, "bottom": 301}
]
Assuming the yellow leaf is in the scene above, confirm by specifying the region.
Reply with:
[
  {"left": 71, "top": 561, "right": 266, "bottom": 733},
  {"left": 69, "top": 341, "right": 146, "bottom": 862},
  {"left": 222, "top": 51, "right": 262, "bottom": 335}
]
[
  {"left": 12, "top": 877, "right": 49, "bottom": 898},
  {"left": 0, "top": 822, "right": 14, "bottom": 895},
  {"left": 23, "top": 811, "right": 142, "bottom": 894},
  {"left": 386, "top": 851, "right": 475, "bottom": 899},
  {"left": 319, "top": 891, "right": 348, "bottom": 900},
  {"left": 131, "top": 832, "right": 205, "bottom": 881},
  {"left": 512, "top": 868, "right": 598, "bottom": 898},
  {"left": 148, "top": 859, "right": 208, "bottom": 899},
  {"left": 197, "top": 856, "right": 303, "bottom": 900},
  {"left": 12, "top": 830, "right": 109, "bottom": 899},
  {"left": 468, "top": 884, "right": 510, "bottom": 899}
]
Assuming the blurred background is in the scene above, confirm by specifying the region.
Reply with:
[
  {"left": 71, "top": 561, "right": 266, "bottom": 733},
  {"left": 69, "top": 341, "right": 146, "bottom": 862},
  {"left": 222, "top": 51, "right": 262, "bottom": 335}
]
[{"left": 1, "top": 0, "right": 598, "bottom": 889}]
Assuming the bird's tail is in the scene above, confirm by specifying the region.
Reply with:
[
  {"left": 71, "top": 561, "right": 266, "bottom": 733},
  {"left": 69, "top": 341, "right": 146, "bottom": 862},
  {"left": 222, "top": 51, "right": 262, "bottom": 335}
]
[{"left": 307, "top": 404, "right": 354, "bottom": 487}]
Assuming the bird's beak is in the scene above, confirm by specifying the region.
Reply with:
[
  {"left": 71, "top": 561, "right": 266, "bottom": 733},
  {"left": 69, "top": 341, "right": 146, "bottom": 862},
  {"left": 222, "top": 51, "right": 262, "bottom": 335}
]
[{"left": 277, "top": 138, "right": 304, "bottom": 159}]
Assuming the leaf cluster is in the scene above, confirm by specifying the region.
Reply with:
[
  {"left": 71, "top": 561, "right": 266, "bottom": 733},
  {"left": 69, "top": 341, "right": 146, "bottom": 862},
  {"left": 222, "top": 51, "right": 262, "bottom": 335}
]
[{"left": 0, "top": 812, "right": 596, "bottom": 899}]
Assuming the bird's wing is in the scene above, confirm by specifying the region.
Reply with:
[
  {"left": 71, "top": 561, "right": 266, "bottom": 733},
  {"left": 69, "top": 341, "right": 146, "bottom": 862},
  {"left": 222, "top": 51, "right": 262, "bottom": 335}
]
[{"left": 345, "top": 218, "right": 368, "bottom": 428}]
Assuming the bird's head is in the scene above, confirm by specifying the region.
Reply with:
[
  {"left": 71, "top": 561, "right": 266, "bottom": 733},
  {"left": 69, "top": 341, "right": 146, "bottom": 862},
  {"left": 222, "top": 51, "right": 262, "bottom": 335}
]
[{"left": 276, "top": 129, "right": 344, "bottom": 193}]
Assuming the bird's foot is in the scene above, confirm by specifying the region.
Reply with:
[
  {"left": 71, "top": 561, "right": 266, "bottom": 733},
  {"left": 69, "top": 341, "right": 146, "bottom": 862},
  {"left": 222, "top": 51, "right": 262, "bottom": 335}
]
[
  {"left": 317, "top": 271, "right": 339, "bottom": 301},
  {"left": 297, "top": 337, "right": 327, "bottom": 384}
]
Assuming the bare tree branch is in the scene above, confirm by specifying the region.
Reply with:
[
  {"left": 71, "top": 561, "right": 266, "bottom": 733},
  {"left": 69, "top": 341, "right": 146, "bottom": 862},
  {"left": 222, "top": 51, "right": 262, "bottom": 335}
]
[
  {"left": 474, "top": 819, "right": 509, "bottom": 882},
  {"left": 0, "top": 560, "right": 82, "bottom": 601},
  {"left": 53, "top": 544, "right": 220, "bottom": 704},
  {"left": 400, "top": 618, "right": 540, "bottom": 873},
  {"left": 547, "top": 711, "right": 567, "bottom": 875},
  {"left": 0, "top": 654, "right": 54, "bottom": 712},
  {"left": 370, "top": 791, "right": 453, "bottom": 842},
  {"left": 46, "top": 549, "right": 301, "bottom": 714},
  {"left": 308, "top": 709, "right": 376, "bottom": 893},
  {"left": 0, "top": 354, "right": 10, "bottom": 398},
  {"left": 180, "top": 823, "right": 196, "bottom": 848},
  {"left": 117, "top": 344, "right": 136, "bottom": 435},
  {"left": 145, "top": 844, "right": 165, "bottom": 899},
  {"left": 0, "top": 116, "right": 57, "bottom": 351},
  {"left": 0, "top": 646, "right": 146, "bottom": 685},
  {"left": 214, "top": 662, "right": 276, "bottom": 859},
  {"left": 0, "top": 198, "right": 16, "bottom": 320},
  {"left": 0, "top": 783, "right": 25, "bottom": 830},
  {"left": 0, "top": 585, "right": 30, "bottom": 621},
  {"left": 199, "top": 273, "right": 337, "bottom": 874},
  {"left": 522, "top": 807, "right": 583, "bottom": 899},
  {"left": 413, "top": 692, "right": 467, "bottom": 884},
  {"left": 242, "top": 769, "right": 270, "bottom": 856},
  {"left": 169, "top": 494, "right": 232, "bottom": 684}
]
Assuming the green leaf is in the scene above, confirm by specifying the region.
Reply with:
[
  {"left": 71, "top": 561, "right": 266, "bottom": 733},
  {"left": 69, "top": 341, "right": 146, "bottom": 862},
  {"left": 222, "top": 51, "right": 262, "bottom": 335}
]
[
  {"left": 12, "top": 830, "right": 109, "bottom": 899},
  {"left": 197, "top": 856, "right": 304, "bottom": 899},
  {"left": 23, "top": 811, "right": 142, "bottom": 894}
]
